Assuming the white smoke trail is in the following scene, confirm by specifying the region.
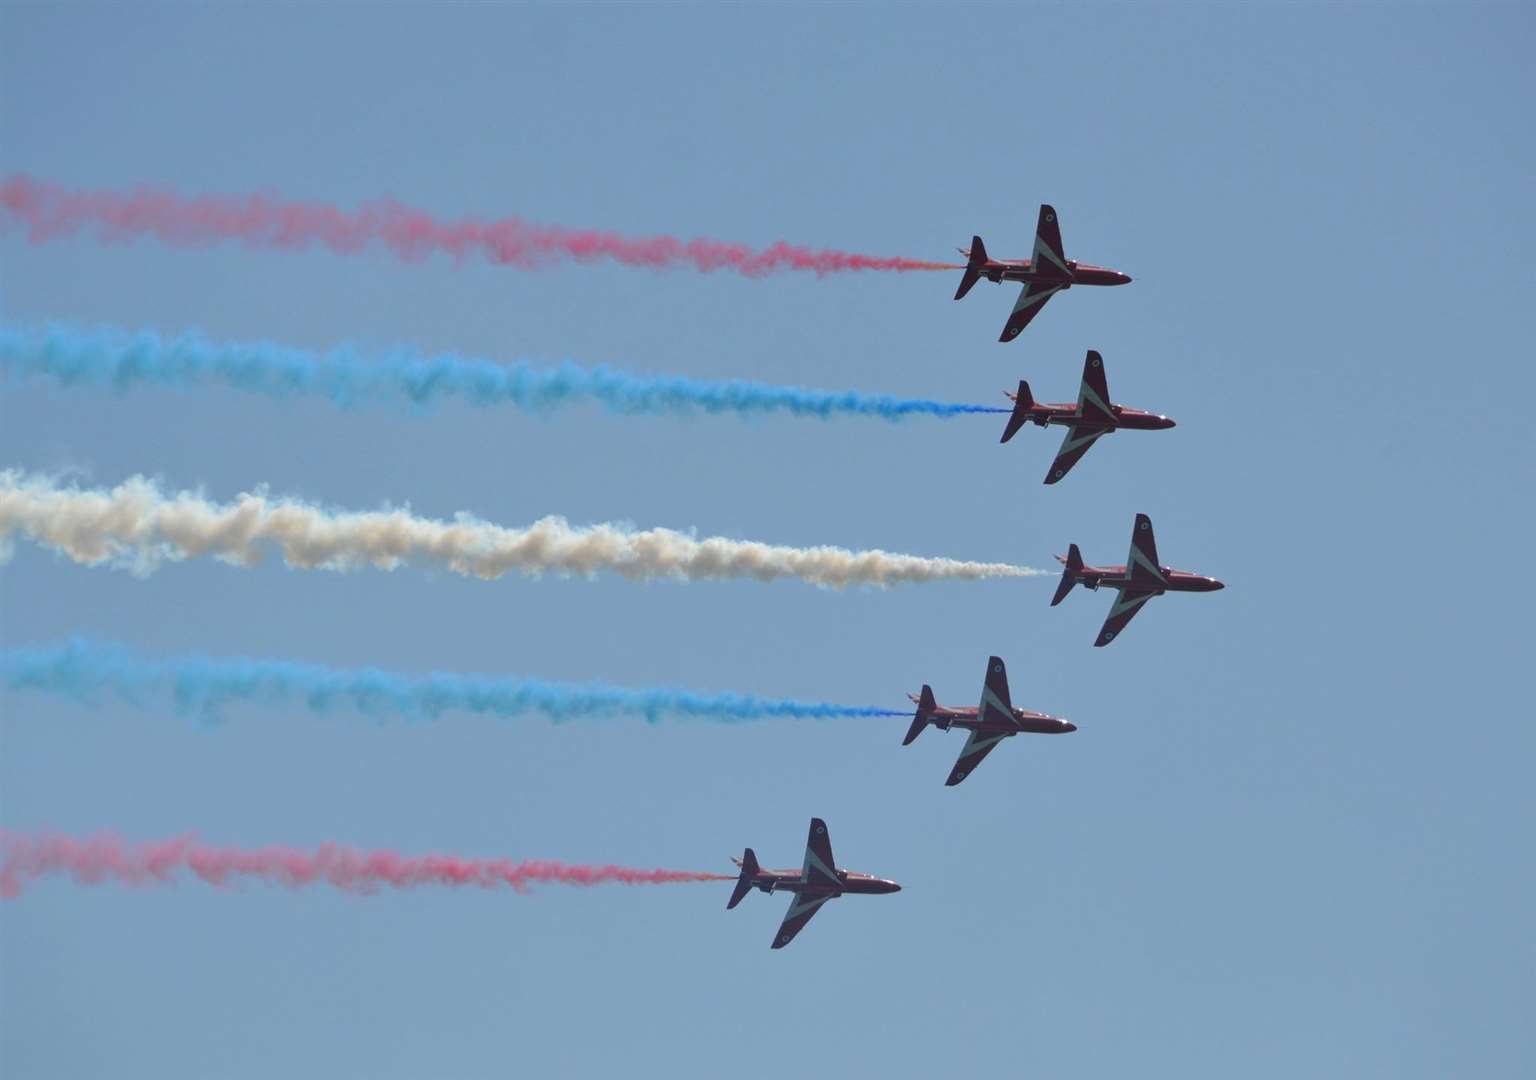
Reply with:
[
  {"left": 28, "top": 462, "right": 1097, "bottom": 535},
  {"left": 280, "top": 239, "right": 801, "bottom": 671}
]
[{"left": 0, "top": 470, "right": 1042, "bottom": 587}]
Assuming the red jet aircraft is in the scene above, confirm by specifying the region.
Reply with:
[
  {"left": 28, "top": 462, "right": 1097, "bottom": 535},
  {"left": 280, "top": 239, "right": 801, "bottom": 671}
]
[
  {"left": 904, "top": 655, "right": 1076, "bottom": 786},
  {"left": 1054, "top": 513, "right": 1225, "bottom": 646},
  {"left": 954, "top": 204, "right": 1132, "bottom": 341},
  {"left": 1001, "top": 349, "right": 1175, "bottom": 484},
  {"left": 727, "top": 817, "right": 900, "bottom": 949}
]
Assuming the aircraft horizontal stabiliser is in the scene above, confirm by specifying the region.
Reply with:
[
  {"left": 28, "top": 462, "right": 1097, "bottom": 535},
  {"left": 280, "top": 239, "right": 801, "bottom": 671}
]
[
  {"left": 1053, "top": 513, "right": 1225, "bottom": 646},
  {"left": 954, "top": 203, "right": 1131, "bottom": 341},
  {"left": 904, "top": 655, "right": 1076, "bottom": 786},
  {"left": 727, "top": 818, "right": 900, "bottom": 949},
  {"left": 1000, "top": 349, "right": 1174, "bottom": 484}
]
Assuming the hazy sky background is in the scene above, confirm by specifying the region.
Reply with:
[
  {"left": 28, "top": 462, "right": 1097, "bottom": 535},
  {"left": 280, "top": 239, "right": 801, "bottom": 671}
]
[{"left": 2, "top": 4, "right": 1533, "bottom": 1077}]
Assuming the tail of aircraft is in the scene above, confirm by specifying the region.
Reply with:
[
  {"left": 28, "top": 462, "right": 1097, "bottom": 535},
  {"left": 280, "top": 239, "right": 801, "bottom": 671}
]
[
  {"left": 1051, "top": 543, "right": 1084, "bottom": 606},
  {"left": 1000, "top": 380, "right": 1034, "bottom": 443},
  {"left": 953, "top": 235, "right": 987, "bottom": 300},
  {"left": 727, "top": 847, "right": 759, "bottom": 909},
  {"left": 903, "top": 685, "right": 937, "bottom": 745}
]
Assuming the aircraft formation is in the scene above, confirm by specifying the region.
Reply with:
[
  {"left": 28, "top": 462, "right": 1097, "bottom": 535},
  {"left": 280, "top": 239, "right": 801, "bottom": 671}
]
[
  {"left": 5, "top": 190, "right": 1226, "bottom": 950},
  {"left": 720, "top": 204, "right": 1223, "bottom": 948}
]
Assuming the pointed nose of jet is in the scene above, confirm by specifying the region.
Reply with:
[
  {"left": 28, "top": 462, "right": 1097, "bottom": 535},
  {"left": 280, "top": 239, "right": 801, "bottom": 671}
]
[
  {"left": 1204, "top": 577, "right": 1226, "bottom": 591},
  {"left": 1154, "top": 415, "right": 1176, "bottom": 430},
  {"left": 1113, "top": 270, "right": 1132, "bottom": 285},
  {"left": 878, "top": 879, "right": 902, "bottom": 894},
  {"left": 1063, "top": 720, "right": 1078, "bottom": 733}
]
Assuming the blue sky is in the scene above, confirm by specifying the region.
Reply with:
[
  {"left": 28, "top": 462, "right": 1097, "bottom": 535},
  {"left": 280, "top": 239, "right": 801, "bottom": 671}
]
[{"left": 2, "top": 4, "right": 1533, "bottom": 1077}]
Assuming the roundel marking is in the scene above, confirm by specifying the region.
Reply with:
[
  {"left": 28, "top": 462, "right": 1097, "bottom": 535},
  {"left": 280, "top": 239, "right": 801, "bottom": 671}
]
[
  {"left": 1045, "top": 213, "right": 1055, "bottom": 222},
  {"left": 1054, "top": 469, "right": 1064, "bottom": 479},
  {"left": 1090, "top": 356, "right": 1100, "bottom": 367},
  {"left": 780, "top": 934, "right": 790, "bottom": 944},
  {"left": 1139, "top": 520, "right": 1149, "bottom": 530},
  {"left": 955, "top": 771, "right": 966, "bottom": 780},
  {"left": 1104, "top": 632, "right": 1115, "bottom": 641},
  {"left": 992, "top": 663, "right": 1002, "bottom": 673},
  {"left": 815, "top": 825, "right": 825, "bottom": 835}
]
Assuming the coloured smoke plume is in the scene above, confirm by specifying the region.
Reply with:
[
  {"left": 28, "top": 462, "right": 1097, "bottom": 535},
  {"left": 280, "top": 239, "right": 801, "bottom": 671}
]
[
  {"left": 0, "top": 470, "right": 1043, "bottom": 586},
  {"left": 0, "top": 831, "right": 732, "bottom": 898},
  {"left": 1, "top": 323, "right": 1009, "bottom": 420},
  {"left": 0, "top": 175, "right": 961, "bottom": 276},
  {"left": 1, "top": 639, "right": 909, "bottom": 722}
]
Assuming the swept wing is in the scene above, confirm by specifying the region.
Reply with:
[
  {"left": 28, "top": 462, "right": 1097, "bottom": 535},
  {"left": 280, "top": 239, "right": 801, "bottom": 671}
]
[
  {"left": 945, "top": 728, "right": 1010, "bottom": 786},
  {"left": 1094, "top": 587, "right": 1158, "bottom": 647},
  {"left": 998, "top": 280, "right": 1062, "bottom": 341},
  {"left": 772, "top": 892, "right": 835, "bottom": 949},
  {"left": 979, "top": 655, "right": 1013, "bottom": 723},
  {"left": 1044, "top": 425, "right": 1106, "bottom": 484},
  {"left": 1076, "top": 350, "right": 1116, "bottom": 424},
  {"left": 946, "top": 655, "right": 1019, "bottom": 785},
  {"left": 1031, "top": 204, "right": 1070, "bottom": 277},
  {"left": 1126, "top": 513, "right": 1167, "bottom": 588},
  {"left": 770, "top": 818, "right": 841, "bottom": 949},
  {"left": 800, "top": 817, "right": 839, "bottom": 889}
]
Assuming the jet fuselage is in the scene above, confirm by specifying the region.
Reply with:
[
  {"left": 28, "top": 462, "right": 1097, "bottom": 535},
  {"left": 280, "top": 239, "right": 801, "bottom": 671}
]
[
  {"left": 924, "top": 703, "right": 1077, "bottom": 737},
  {"left": 978, "top": 259, "right": 1132, "bottom": 289},
  {"left": 1006, "top": 397, "right": 1175, "bottom": 434},
  {"left": 1071, "top": 562, "right": 1226, "bottom": 594},
  {"left": 744, "top": 868, "right": 901, "bottom": 898}
]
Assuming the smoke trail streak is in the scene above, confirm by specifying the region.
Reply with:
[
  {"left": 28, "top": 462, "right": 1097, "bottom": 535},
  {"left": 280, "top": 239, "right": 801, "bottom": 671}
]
[
  {"left": 0, "top": 175, "right": 961, "bottom": 276},
  {"left": 0, "top": 470, "right": 1043, "bottom": 586},
  {"left": 0, "top": 831, "right": 732, "bottom": 898},
  {"left": 1, "top": 639, "right": 908, "bottom": 723},
  {"left": 0, "top": 323, "right": 1010, "bottom": 419}
]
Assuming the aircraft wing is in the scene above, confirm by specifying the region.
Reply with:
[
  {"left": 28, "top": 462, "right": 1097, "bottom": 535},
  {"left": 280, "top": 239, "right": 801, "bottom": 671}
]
[
  {"left": 801, "top": 818, "right": 839, "bottom": 889},
  {"left": 998, "top": 280, "right": 1063, "bottom": 342},
  {"left": 1076, "top": 350, "right": 1116, "bottom": 425},
  {"left": 1044, "top": 425, "right": 1106, "bottom": 484},
  {"left": 979, "top": 656, "right": 1012, "bottom": 723},
  {"left": 1126, "top": 512, "right": 1167, "bottom": 587},
  {"left": 771, "top": 891, "right": 835, "bottom": 949},
  {"left": 1094, "top": 587, "right": 1159, "bottom": 647},
  {"left": 946, "top": 728, "right": 1010, "bottom": 786},
  {"left": 1032, "top": 205, "right": 1070, "bottom": 276}
]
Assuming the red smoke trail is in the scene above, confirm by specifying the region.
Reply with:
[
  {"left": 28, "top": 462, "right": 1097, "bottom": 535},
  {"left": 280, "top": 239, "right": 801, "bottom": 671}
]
[
  {"left": 0, "top": 831, "right": 733, "bottom": 898},
  {"left": 0, "top": 175, "right": 961, "bottom": 276}
]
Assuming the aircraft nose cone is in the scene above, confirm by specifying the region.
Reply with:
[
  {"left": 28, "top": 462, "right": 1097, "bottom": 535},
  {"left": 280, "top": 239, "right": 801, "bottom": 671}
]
[
  {"left": 1210, "top": 578, "right": 1225, "bottom": 590},
  {"left": 1064, "top": 721, "right": 1078, "bottom": 733},
  {"left": 1160, "top": 416, "right": 1177, "bottom": 429},
  {"left": 887, "top": 881, "right": 902, "bottom": 894},
  {"left": 1115, "top": 271, "right": 1133, "bottom": 285}
]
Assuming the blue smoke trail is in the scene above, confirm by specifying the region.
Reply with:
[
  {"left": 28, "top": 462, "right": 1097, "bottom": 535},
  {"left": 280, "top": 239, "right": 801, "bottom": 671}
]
[
  {"left": 0, "top": 323, "right": 1009, "bottom": 420},
  {"left": 0, "top": 640, "right": 909, "bottom": 723}
]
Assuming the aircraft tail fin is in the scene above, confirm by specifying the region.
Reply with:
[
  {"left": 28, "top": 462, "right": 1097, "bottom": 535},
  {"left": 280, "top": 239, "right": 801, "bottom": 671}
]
[
  {"left": 1001, "top": 380, "right": 1034, "bottom": 443},
  {"left": 954, "top": 235, "right": 987, "bottom": 300},
  {"left": 727, "top": 848, "right": 759, "bottom": 910},
  {"left": 1052, "top": 543, "right": 1084, "bottom": 606},
  {"left": 903, "top": 685, "right": 937, "bottom": 745}
]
